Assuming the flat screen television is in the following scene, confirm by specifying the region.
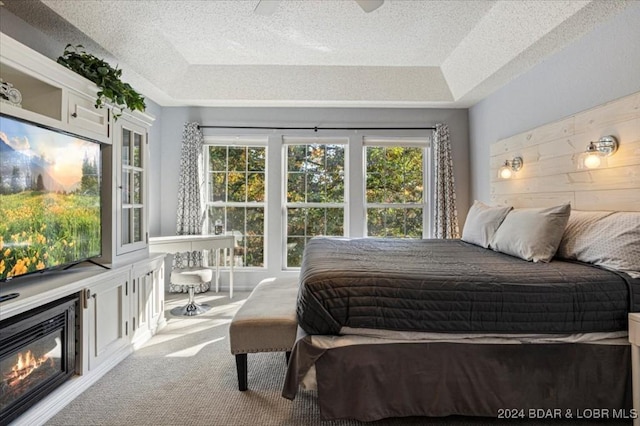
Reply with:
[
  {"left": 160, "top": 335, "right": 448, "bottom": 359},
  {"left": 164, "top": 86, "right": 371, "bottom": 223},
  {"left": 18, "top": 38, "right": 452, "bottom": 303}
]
[{"left": 0, "top": 113, "right": 102, "bottom": 281}]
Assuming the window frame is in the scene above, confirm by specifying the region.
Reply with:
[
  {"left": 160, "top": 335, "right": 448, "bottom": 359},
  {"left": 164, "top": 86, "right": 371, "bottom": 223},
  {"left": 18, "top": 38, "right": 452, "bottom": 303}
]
[
  {"left": 281, "top": 136, "right": 350, "bottom": 270},
  {"left": 362, "top": 136, "right": 432, "bottom": 239},
  {"left": 202, "top": 136, "right": 268, "bottom": 269}
]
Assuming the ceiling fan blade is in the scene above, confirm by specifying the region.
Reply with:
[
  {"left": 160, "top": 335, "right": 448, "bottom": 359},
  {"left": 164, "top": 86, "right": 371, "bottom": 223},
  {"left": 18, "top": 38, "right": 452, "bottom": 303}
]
[
  {"left": 355, "top": 0, "right": 384, "bottom": 13},
  {"left": 254, "top": 0, "right": 279, "bottom": 16}
]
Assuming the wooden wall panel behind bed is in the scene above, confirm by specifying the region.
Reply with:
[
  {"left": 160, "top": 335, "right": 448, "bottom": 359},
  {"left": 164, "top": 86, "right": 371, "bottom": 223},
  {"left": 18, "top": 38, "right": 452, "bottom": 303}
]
[{"left": 490, "top": 91, "right": 640, "bottom": 211}]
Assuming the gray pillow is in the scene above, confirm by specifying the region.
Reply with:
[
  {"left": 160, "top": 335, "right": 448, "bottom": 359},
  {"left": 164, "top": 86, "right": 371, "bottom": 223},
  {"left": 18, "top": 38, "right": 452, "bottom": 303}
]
[
  {"left": 490, "top": 203, "right": 571, "bottom": 262},
  {"left": 461, "top": 200, "right": 512, "bottom": 248},
  {"left": 556, "top": 210, "right": 640, "bottom": 278}
]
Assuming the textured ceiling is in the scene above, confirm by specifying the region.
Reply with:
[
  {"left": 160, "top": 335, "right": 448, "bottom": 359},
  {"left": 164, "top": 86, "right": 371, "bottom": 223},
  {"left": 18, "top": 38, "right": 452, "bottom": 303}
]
[{"left": 2, "top": 0, "right": 635, "bottom": 108}]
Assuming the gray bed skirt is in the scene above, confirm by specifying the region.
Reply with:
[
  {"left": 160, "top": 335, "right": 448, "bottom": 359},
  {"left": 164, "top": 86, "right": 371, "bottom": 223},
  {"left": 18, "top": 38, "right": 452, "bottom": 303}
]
[{"left": 283, "top": 338, "right": 632, "bottom": 422}]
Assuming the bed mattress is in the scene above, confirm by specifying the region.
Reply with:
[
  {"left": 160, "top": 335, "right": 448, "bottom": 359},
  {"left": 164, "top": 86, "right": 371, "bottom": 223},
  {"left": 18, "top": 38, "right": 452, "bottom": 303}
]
[{"left": 296, "top": 238, "right": 640, "bottom": 335}]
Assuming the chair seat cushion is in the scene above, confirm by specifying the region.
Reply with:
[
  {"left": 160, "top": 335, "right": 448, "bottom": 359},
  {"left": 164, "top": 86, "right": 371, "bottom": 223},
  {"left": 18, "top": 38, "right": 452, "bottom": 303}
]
[{"left": 171, "top": 267, "right": 214, "bottom": 285}]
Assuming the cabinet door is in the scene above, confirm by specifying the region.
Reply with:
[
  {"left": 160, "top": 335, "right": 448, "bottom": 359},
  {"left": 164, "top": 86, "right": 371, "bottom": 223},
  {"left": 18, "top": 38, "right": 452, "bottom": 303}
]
[
  {"left": 130, "top": 269, "right": 151, "bottom": 345},
  {"left": 87, "top": 270, "right": 130, "bottom": 371},
  {"left": 131, "top": 256, "right": 166, "bottom": 346},
  {"left": 67, "top": 91, "right": 110, "bottom": 141},
  {"left": 115, "top": 118, "right": 148, "bottom": 255},
  {"left": 149, "top": 263, "right": 165, "bottom": 329}
]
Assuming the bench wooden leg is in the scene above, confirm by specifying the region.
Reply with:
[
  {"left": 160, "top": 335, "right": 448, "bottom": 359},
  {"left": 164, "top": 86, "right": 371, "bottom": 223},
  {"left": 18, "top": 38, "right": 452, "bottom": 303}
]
[
  {"left": 285, "top": 351, "right": 291, "bottom": 365},
  {"left": 235, "top": 353, "right": 248, "bottom": 391}
]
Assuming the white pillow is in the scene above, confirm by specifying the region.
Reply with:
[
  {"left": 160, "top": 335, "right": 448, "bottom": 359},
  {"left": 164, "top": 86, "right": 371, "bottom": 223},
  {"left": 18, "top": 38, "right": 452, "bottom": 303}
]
[
  {"left": 461, "top": 200, "right": 512, "bottom": 248},
  {"left": 556, "top": 210, "right": 640, "bottom": 278},
  {"left": 490, "top": 203, "right": 571, "bottom": 263}
]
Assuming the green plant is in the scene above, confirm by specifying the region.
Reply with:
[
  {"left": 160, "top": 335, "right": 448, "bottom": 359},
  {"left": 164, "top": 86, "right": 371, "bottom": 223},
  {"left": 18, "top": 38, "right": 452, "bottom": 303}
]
[{"left": 57, "top": 44, "right": 146, "bottom": 120}]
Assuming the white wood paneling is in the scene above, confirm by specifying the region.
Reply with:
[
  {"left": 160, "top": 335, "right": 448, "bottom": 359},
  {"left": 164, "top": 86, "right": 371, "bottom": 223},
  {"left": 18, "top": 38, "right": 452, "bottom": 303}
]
[{"left": 490, "top": 92, "right": 640, "bottom": 211}]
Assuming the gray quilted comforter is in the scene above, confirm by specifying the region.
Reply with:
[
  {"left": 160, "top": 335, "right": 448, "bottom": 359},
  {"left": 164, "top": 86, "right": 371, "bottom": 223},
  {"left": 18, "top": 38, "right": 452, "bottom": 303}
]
[{"left": 296, "top": 238, "right": 640, "bottom": 335}]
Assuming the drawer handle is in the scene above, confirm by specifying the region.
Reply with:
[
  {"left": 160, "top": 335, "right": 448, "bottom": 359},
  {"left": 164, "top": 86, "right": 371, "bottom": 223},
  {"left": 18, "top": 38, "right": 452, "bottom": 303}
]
[{"left": 71, "top": 112, "right": 78, "bottom": 118}]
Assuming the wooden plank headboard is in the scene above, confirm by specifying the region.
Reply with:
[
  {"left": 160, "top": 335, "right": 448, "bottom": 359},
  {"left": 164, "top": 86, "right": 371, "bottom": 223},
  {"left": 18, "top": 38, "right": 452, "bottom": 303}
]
[{"left": 490, "top": 91, "right": 640, "bottom": 211}]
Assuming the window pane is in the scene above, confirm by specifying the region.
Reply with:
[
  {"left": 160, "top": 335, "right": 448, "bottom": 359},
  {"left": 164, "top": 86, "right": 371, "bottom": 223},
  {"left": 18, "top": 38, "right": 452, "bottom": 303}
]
[
  {"left": 326, "top": 144, "right": 344, "bottom": 172},
  {"left": 226, "top": 207, "right": 244, "bottom": 233},
  {"left": 133, "top": 208, "right": 142, "bottom": 242},
  {"left": 288, "top": 145, "right": 306, "bottom": 172},
  {"left": 286, "top": 143, "right": 345, "bottom": 203},
  {"left": 133, "top": 133, "right": 142, "bottom": 167},
  {"left": 209, "top": 146, "right": 226, "bottom": 171},
  {"left": 287, "top": 208, "right": 305, "bottom": 236},
  {"left": 403, "top": 147, "right": 423, "bottom": 203},
  {"left": 404, "top": 208, "right": 423, "bottom": 237},
  {"left": 248, "top": 147, "right": 266, "bottom": 171},
  {"left": 133, "top": 171, "right": 142, "bottom": 204},
  {"left": 287, "top": 173, "right": 305, "bottom": 203},
  {"left": 404, "top": 170, "right": 423, "bottom": 203},
  {"left": 307, "top": 208, "right": 326, "bottom": 236},
  {"left": 228, "top": 147, "right": 246, "bottom": 171},
  {"left": 245, "top": 236, "right": 264, "bottom": 267},
  {"left": 307, "top": 144, "right": 326, "bottom": 173},
  {"left": 326, "top": 172, "right": 344, "bottom": 203},
  {"left": 326, "top": 208, "right": 344, "bottom": 235},
  {"left": 121, "top": 170, "right": 130, "bottom": 204},
  {"left": 306, "top": 173, "right": 323, "bottom": 203},
  {"left": 246, "top": 207, "right": 264, "bottom": 236},
  {"left": 367, "top": 208, "right": 422, "bottom": 238},
  {"left": 287, "top": 237, "right": 306, "bottom": 268},
  {"left": 286, "top": 207, "right": 343, "bottom": 267},
  {"left": 366, "top": 146, "right": 423, "bottom": 204},
  {"left": 122, "top": 129, "right": 131, "bottom": 166},
  {"left": 247, "top": 173, "right": 265, "bottom": 202},
  {"left": 227, "top": 172, "right": 246, "bottom": 202},
  {"left": 207, "top": 206, "right": 224, "bottom": 234},
  {"left": 210, "top": 172, "right": 226, "bottom": 202},
  {"left": 122, "top": 208, "right": 130, "bottom": 244}
]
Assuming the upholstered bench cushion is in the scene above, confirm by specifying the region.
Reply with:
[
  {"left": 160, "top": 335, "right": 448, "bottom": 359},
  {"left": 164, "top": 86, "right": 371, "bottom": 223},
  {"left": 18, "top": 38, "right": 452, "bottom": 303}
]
[
  {"left": 170, "top": 267, "right": 213, "bottom": 285},
  {"left": 229, "top": 277, "right": 298, "bottom": 355}
]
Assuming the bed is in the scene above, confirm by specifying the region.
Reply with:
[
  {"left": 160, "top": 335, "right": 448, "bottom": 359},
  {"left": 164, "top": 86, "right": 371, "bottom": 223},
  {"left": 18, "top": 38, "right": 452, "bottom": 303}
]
[{"left": 282, "top": 204, "right": 640, "bottom": 421}]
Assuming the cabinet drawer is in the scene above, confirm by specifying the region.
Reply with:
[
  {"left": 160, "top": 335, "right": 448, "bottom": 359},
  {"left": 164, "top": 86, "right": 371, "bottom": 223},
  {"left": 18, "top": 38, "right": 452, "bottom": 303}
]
[{"left": 68, "top": 91, "right": 109, "bottom": 139}]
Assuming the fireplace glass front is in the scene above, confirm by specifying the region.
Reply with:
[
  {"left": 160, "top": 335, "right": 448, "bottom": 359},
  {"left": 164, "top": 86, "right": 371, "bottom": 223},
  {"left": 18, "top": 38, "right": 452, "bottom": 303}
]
[{"left": 0, "top": 294, "right": 78, "bottom": 423}]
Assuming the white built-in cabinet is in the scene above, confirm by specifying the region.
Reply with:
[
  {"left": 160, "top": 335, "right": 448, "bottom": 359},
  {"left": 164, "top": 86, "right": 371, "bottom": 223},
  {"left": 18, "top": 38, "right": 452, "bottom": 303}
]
[
  {"left": 0, "top": 32, "right": 164, "bottom": 425},
  {"left": 81, "top": 256, "right": 165, "bottom": 373},
  {"left": 83, "top": 269, "right": 130, "bottom": 372},
  {"left": 115, "top": 119, "right": 149, "bottom": 256},
  {"left": 130, "top": 255, "right": 165, "bottom": 347}
]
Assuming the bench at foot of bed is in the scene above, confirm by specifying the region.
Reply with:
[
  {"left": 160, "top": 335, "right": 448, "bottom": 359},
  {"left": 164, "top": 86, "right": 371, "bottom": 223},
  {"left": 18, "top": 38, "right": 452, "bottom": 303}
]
[{"left": 229, "top": 277, "right": 298, "bottom": 391}]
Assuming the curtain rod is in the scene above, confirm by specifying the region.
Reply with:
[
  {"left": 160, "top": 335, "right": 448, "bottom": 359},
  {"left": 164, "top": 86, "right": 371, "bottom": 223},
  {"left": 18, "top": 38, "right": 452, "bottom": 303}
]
[{"left": 198, "top": 125, "right": 436, "bottom": 132}]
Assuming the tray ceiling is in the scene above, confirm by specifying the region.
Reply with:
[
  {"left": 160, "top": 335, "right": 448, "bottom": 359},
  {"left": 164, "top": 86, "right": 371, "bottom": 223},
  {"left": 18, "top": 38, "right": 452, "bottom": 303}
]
[{"left": 2, "top": 0, "right": 634, "bottom": 108}]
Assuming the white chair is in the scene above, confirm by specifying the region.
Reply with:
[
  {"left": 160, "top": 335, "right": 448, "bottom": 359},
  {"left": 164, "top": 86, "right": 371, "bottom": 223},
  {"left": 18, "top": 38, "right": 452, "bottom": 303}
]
[{"left": 169, "top": 250, "right": 213, "bottom": 316}]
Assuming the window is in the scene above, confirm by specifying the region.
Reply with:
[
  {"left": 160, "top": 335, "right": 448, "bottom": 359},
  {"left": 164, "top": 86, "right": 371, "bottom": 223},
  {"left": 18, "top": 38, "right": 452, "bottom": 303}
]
[
  {"left": 204, "top": 142, "right": 267, "bottom": 267},
  {"left": 284, "top": 139, "right": 347, "bottom": 268},
  {"left": 364, "top": 138, "right": 429, "bottom": 238}
]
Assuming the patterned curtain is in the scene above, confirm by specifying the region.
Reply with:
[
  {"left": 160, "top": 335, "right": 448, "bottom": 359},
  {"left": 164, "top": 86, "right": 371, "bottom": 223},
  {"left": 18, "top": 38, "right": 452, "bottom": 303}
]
[
  {"left": 173, "top": 122, "right": 209, "bottom": 293},
  {"left": 176, "top": 122, "right": 205, "bottom": 235},
  {"left": 433, "top": 123, "right": 460, "bottom": 239}
]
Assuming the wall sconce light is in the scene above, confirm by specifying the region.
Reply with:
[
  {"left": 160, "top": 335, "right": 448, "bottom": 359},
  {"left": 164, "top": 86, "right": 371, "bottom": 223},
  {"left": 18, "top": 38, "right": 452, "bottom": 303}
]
[
  {"left": 576, "top": 135, "right": 619, "bottom": 170},
  {"left": 498, "top": 156, "right": 523, "bottom": 179}
]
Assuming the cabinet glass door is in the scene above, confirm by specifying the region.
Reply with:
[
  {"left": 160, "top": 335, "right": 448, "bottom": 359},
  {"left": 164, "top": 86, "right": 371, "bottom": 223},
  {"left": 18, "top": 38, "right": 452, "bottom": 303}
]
[{"left": 117, "top": 120, "right": 147, "bottom": 254}]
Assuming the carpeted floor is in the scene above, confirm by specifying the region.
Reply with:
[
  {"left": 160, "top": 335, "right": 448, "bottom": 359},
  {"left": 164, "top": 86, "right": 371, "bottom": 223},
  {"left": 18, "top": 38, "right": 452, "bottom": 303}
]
[{"left": 46, "top": 291, "right": 631, "bottom": 426}]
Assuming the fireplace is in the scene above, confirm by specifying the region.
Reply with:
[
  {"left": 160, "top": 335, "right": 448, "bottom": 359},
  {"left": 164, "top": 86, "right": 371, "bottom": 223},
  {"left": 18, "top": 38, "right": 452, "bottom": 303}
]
[{"left": 0, "top": 294, "right": 78, "bottom": 424}]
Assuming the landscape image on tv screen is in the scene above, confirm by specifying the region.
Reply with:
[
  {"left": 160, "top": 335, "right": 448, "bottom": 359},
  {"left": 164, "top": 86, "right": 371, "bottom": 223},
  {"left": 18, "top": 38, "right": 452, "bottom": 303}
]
[{"left": 0, "top": 114, "right": 102, "bottom": 281}]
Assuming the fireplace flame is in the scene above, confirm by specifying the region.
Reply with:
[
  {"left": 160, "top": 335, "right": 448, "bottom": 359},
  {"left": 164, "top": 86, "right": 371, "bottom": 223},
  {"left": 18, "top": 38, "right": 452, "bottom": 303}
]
[{"left": 7, "top": 350, "right": 52, "bottom": 387}]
